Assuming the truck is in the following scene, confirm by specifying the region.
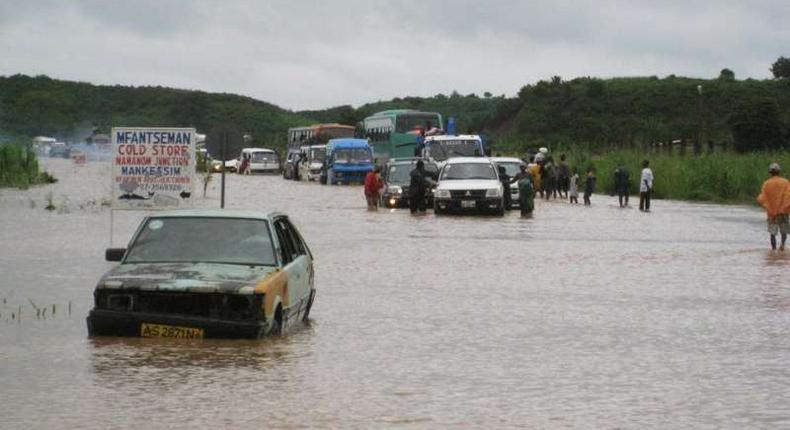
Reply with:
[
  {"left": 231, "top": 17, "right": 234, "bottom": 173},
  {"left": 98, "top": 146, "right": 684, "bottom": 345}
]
[{"left": 320, "top": 138, "right": 374, "bottom": 185}]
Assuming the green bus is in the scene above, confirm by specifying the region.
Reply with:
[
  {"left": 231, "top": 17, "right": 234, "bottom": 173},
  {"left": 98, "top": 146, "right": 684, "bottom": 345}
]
[{"left": 360, "top": 109, "right": 443, "bottom": 163}]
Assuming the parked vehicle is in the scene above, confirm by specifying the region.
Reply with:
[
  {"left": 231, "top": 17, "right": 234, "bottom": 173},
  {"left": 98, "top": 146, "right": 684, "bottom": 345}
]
[
  {"left": 380, "top": 158, "right": 438, "bottom": 208},
  {"left": 86, "top": 210, "right": 316, "bottom": 339},
  {"left": 433, "top": 157, "right": 504, "bottom": 216},
  {"left": 491, "top": 157, "right": 527, "bottom": 208},
  {"left": 420, "top": 135, "right": 484, "bottom": 170},
  {"left": 320, "top": 138, "right": 374, "bottom": 185},
  {"left": 298, "top": 144, "right": 326, "bottom": 181},
  {"left": 238, "top": 148, "right": 280, "bottom": 174}
]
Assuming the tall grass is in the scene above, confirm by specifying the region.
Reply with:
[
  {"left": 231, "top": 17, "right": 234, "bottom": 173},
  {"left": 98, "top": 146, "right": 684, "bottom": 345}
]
[
  {"left": 560, "top": 149, "right": 790, "bottom": 204},
  {"left": 0, "top": 143, "right": 55, "bottom": 188}
]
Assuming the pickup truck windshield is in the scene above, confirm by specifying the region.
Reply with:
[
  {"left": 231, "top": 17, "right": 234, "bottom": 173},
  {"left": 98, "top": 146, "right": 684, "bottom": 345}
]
[
  {"left": 334, "top": 148, "right": 372, "bottom": 164},
  {"left": 125, "top": 217, "right": 276, "bottom": 266},
  {"left": 440, "top": 163, "right": 497, "bottom": 180},
  {"left": 428, "top": 140, "right": 481, "bottom": 161},
  {"left": 310, "top": 148, "right": 326, "bottom": 162}
]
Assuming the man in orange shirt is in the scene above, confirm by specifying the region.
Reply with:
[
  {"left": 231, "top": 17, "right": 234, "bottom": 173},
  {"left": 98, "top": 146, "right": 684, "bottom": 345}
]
[{"left": 757, "top": 163, "right": 790, "bottom": 251}]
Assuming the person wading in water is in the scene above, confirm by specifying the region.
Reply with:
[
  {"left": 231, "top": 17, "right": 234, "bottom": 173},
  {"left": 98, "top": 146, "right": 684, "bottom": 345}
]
[
  {"left": 409, "top": 160, "right": 434, "bottom": 214},
  {"left": 757, "top": 162, "right": 790, "bottom": 251}
]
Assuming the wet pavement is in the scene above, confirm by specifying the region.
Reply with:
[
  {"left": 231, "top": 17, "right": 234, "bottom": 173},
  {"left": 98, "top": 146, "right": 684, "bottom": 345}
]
[{"left": 1, "top": 159, "right": 789, "bottom": 429}]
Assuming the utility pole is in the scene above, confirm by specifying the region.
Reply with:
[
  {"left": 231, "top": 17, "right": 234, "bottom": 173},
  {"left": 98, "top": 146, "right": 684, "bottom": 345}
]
[{"left": 696, "top": 85, "right": 703, "bottom": 156}]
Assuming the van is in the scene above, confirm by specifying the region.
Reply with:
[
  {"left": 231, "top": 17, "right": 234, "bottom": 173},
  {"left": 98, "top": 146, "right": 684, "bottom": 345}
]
[
  {"left": 320, "top": 139, "right": 374, "bottom": 185},
  {"left": 238, "top": 148, "right": 280, "bottom": 174}
]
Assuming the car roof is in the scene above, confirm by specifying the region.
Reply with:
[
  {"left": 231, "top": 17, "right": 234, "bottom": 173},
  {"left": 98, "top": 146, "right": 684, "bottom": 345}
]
[
  {"left": 425, "top": 134, "right": 481, "bottom": 141},
  {"left": 242, "top": 148, "right": 275, "bottom": 153},
  {"left": 490, "top": 157, "right": 524, "bottom": 163},
  {"left": 445, "top": 157, "right": 493, "bottom": 165},
  {"left": 149, "top": 209, "right": 282, "bottom": 221}
]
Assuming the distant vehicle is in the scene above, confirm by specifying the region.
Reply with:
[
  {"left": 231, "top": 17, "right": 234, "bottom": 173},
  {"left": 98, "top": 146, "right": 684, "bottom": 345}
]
[
  {"left": 321, "top": 138, "right": 374, "bottom": 185},
  {"left": 420, "top": 135, "right": 485, "bottom": 169},
  {"left": 433, "top": 157, "right": 504, "bottom": 216},
  {"left": 360, "top": 109, "right": 443, "bottom": 163},
  {"left": 298, "top": 144, "right": 326, "bottom": 182},
  {"left": 284, "top": 124, "right": 354, "bottom": 179},
  {"left": 86, "top": 210, "right": 316, "bottom": 339},
  {"left": 210, "top": 159, "right": 236, "bottom": 173},
  {"left": 238, "top": 148, "right": 280, "bottom": 174},
  {"left": 49, "top": 142, "right": 71, "bottom": 158},
  {"left": 491, "top": 156, "right": 527, "bottom": 208},
  {"left": 380, "top": 158, "right": 438, "bottom": 208}
]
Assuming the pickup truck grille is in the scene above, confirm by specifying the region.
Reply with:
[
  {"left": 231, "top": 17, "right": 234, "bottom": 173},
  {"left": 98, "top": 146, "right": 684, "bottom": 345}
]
[{"left": 449, "top": 190, "right": 487, "bottom": 199}]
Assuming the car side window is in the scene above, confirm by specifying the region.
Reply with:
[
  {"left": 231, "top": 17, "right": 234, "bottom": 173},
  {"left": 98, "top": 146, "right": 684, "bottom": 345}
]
[
  {"left": 282, "top": 219, "right": 306, "bottom": 256},
  {"left": 273, "top": 220, "right": 294, "bottom": 265}
]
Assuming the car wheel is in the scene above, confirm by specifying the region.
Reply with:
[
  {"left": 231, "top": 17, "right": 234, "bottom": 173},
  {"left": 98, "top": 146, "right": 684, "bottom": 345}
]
[
  {"left": 434, "top": 202, "right": 444, "bottom": 215},
  {"left": 269, "top": 305, "right": 283, "bottom": 336}
]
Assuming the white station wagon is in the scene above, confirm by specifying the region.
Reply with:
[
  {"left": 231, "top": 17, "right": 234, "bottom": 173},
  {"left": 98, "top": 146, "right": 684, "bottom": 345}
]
[{"left": 87, "top": 210, "right": 315, "bottom": 339}]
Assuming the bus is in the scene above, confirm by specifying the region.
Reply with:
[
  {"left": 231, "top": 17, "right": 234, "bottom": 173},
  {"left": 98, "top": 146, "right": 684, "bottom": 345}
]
[
  {"left": 360, "top": 110, "right": 443, "bottom": 164},
  {"left": 284, "top": 123, "right": 355, "bottom": 179}
]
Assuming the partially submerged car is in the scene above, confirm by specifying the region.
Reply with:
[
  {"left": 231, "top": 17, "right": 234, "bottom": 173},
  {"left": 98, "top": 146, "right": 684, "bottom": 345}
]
[
  {"left": 433, "top": 157, "right": 504, "bottom": 215},
  {"left": 87, "top": 210, "right": 315, "bottom": 339},
  {"left": 380, "top": 157, "right": 438, "bottom": 208}
]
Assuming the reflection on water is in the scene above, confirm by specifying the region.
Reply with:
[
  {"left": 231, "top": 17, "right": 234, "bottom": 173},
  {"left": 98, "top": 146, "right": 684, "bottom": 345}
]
[{"left": 2, "top": 159, "right": 790, "bottom": 429}]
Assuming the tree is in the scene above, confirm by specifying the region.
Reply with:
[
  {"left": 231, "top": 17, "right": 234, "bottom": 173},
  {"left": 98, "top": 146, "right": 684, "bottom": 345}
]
[
  {"left": 727, "top": 98, "right": 784, "bottom": 152},
  {"left": 718, "top": 68, "right": 735, "bottom": 81},
  {"left": 483, "top": 91, "right": 492, "bottom": 98},
  {"left": 770, "top": 56, "right": 790, "bottom": 78}
]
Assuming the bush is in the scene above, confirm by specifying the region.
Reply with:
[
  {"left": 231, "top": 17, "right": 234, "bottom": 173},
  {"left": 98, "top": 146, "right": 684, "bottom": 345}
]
[{"left": 0, "top": 143, "right": 55, "bottom": 188}]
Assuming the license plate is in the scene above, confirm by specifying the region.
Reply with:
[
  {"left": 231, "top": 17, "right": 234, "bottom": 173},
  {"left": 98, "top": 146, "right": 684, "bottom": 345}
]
[
  {"left": 461, "top": 200, "right": 476, "bottom": 208},
  {"left": 141, "top": 323, "right": 204, "bottom": 339}
]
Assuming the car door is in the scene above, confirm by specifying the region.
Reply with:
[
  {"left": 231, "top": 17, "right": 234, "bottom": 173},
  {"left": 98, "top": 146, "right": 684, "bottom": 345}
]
[{"left": 273, "top": 217, "right": 310, "bottom": 322}]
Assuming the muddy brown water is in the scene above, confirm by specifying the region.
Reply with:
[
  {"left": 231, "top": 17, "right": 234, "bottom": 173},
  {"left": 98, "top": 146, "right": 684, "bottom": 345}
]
[{"left": 1, "top": 159, "right": 788, "bottom": 429}]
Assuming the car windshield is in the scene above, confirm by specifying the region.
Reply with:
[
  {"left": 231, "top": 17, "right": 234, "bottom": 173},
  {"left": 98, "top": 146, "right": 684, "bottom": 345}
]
[
  {"left": 496, "top": 162, "right": 523, "bottom": 177},
  {"left": 334, "top": 148, "right": 371, "bottom": 163},
  {"left": 427, "top": 140, "right": 481, "bottom": 161},
  {"left": 250, "top": 152, "right": 275, "bottom": 163},
  {"left": 125, "top": 217, "right": 276, "bottom": 266},
  {"left": 310, "top": 148, "right": 326, "bottom": 162},
  {"left": 440, "top": 163, "right": 497, "bottom": 180},
  {"left": 387, "top": 164, "right": 412, "bottom": 184}
]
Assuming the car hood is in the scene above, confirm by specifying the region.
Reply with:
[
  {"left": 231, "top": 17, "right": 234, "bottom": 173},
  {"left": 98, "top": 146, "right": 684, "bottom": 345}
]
[
  {"left": 437, "top": 179, "right": 501, "bottom": 191},
  {"left": 98, "top": 262, "right": 278, "bottom": 294}
]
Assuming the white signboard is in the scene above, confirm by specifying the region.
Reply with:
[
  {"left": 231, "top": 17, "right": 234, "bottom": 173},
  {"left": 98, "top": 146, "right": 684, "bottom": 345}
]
[{"left": 111, "top": 127, "right": 196, "bottom": 210}]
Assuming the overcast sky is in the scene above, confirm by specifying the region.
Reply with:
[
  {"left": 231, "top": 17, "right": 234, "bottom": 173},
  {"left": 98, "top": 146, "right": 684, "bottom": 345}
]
[{"left": 1, "top": 0, "right": 788, "bottom": 110}]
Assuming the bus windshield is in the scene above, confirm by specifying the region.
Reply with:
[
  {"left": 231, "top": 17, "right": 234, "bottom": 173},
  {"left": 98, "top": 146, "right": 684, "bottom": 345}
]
[
  {"left": 428, "top": 140, "right": 481, "bottom": 161},
  {"left": 395, "top": 114, "right": 441, "bottom": 133},
  {"left": 334, "top": 148, "right": 372, "bottom": 164}
]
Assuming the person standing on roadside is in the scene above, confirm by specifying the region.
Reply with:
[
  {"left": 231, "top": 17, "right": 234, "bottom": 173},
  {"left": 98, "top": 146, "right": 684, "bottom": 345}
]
[
  {"left": 583, "top": 168, "right": 596, "bottom": 206},
  {"left": 569, "top": 167, "right": 580, "bottom": 204},
  {"left": 639, "top": 160, "right": 653, "bottom": 212},
  {"left": 498, "top": 165, "right": 513, "bottom": 210},
  {"left": 364, "top": 167, "right": 384, "bottom": 211},
  {"left": 757, "top": 163, "right": 790, "bottom": 251},
  {"left": 614, "top": 165, "right": 630, "bottom": 207}
]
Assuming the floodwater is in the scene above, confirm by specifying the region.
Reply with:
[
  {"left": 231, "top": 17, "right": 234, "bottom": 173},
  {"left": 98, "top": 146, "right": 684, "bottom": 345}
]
[{"left": 1, "top": 159, "right": 788, "bottom": 429}]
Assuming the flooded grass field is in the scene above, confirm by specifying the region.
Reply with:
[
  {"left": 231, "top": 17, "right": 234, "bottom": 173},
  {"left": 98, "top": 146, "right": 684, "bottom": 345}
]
[{"left": 1, "top": 159, "right": 789, "bottom": 429}]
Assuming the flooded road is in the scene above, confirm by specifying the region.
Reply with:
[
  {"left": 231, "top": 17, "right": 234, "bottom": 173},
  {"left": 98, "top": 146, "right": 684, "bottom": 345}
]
[{"left": 1, "top": 159, "right": 789, "bottom": 429}]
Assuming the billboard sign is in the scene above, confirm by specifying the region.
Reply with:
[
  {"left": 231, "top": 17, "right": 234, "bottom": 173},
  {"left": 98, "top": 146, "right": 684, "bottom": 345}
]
[{"left": 111, "top": 127, "right": 196, "bottom": 210}]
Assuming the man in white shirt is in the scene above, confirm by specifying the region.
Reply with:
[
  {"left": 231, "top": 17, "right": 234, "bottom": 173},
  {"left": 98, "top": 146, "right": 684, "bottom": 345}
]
[{"left": 639, "top": 160, "right": 654, "bottom": 212}]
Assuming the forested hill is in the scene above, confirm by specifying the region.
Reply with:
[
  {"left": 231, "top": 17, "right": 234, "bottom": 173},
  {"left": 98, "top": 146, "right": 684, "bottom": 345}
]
[
  {"left": 1, "top": 73, "right": 789, "bottom": 156},
  {"left": 0, "top": 74, "right": 311, "bottom": 155}
]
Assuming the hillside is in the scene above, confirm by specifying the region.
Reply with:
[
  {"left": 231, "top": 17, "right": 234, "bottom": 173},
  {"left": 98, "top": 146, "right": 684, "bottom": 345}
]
[
  {"left": 0, "top": 74, "right": 312, "bottom": 156},
  {"left": 1, "top": 73, "right": 788, "bottom": 157}
]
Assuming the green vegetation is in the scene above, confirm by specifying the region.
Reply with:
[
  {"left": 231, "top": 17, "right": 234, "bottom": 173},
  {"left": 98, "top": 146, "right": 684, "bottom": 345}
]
[
  {"left": 0, "top": 143, "right": 56, "bottom": 188},
  {"left": 558, "top": 149, "right": 790, "bottom": 204},
  {"left": 0, "top": 74, "right": 312, "bottom": 157}
]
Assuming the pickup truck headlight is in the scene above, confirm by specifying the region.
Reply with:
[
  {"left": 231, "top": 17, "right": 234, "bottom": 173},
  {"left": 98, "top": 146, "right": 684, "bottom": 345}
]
[
  {"left": 486, "top": 188, "right": 501, "bottom": 197},
  {"left": 436, "top": 189, "right": 450, "bottom": 198},
  {"left": 390, "top": 185, "right": 402, "bottom": 194}
]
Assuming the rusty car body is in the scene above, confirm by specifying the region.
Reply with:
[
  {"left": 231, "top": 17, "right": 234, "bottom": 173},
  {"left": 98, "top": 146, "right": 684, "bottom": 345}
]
[{"left": 87, "top": 210, "right": 315, "bottom": 339}]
